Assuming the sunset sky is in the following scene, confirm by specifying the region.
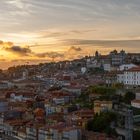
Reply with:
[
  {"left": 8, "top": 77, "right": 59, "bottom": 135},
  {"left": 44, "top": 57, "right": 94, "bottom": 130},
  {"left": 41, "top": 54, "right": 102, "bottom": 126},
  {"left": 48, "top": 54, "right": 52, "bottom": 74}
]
[{"left": 0, "top": 0, "right": 140, "bottom": 69}]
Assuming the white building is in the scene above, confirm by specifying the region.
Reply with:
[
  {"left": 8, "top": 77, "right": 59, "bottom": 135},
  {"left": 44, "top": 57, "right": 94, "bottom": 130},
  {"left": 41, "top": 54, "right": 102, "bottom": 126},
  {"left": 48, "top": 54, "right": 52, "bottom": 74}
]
[
  {"left": 119, "top": 64, "right": 137, "bottom": 71},
  {"left": 26, "top": 125, "right": 81, "bottom": 140},
  {"left": 103, "top": 64, "right": 111, "bottom": 72},
  {"left": 117, "top": 66, "right": 140, "bottom": 86},
  {"left": 38, "top": 126, "right": 81, "bottom": 140},
  {"left": 62, "top": 87, "right": 81, "bottom": 96},
  {"left": 136, "top": 92, "right": 140, "bottom": 100},
  {"left": 131, "top": 100, "right": 140, "bottom": 108},
  {"left": 117, "top": 72, "right": 124, "bottom": 83}
]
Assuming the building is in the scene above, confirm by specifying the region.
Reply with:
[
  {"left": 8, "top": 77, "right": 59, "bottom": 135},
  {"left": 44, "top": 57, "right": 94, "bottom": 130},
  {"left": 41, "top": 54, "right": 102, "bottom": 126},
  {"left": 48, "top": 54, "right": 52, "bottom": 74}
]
[
  {"left": 119, "top": 64, "right": 137, "bottom": 71},
  {"left": 131, "top": 100, "right": 140, "bottom": 108},
  {"left": 39, "top": 126, "right": 81, "bottom": 140},
  {"left": 26, "top": 123, "right": 81, "bottom": 140},
  {"left": 62, "top": 86, "right": 81, "bottom": 96},
  {"left": 131, "top": 92, "right": 140, "bottom": 108},
  {"left": 94, "top": 100, "right": 113, "bottom": 114},
  {"left": 0, "top": 82, "right": 9, "bottom": 89},
  {"left": 135, "top": 92, "right": 140, "bottom": 100},
  {"left": 105, "top": 72, "right": 117, "bottom": 86},
  {"left": 103, "top": 63, "right": 111, "bottom": 72},
  {"left": 117, "top": 66, "right": 140, "bottom": 87},
  {"left": 109, "top": 50, "right": 126, "bottom": 66}
]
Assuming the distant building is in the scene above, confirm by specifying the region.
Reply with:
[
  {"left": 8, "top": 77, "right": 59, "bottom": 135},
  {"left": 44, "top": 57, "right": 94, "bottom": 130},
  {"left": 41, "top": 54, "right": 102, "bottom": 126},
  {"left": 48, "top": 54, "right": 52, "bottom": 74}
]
[
  {"left": 119, "top": 64, "right": 137, "bottom": 71},
  {"left": 26, "top": 124, "right": 81, "bottom": 140},
  {"left": 105, "top": 72, "right": 117, "bottom": 86},
  {"left": 94, "top": 100, "right": 113, "bottom": 114},
  {"left": 103, "top": 63, "right": 111, "bottom": 72},
  {"left": 109, "top": 50, "right": 126, "bottom": 66},
  {"left": 0, "top": 82, "right": 9, "bottom": 89},
  {"left": 117, "top": 66, "right": 140, "bottom": 87},
  {"left": 131, "top": 100, "right": 140, "bottom": 108},
  {"left": 131, "top": 92, "right": 140, "bottom": 108}
]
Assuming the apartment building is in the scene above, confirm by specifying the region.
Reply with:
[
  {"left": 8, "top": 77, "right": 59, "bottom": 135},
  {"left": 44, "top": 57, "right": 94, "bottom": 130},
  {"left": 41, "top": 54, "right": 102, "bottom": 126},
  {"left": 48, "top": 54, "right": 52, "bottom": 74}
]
[{"left": 117, "top": 66, "right": 140, "bottom": 87}]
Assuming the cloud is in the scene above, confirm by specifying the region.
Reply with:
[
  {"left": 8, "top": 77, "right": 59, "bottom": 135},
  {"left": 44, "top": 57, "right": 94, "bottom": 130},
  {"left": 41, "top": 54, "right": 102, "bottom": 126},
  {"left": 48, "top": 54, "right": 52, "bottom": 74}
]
[
  {"left": 69, "top": 46, "right": 82, "bottom": 51},
  {"left": 36, "top": 52, "right": 64, "bottom": 59},
  {"left": 0, "top": 40, "right": 14, "bottom": 47},
  {"left": 0, "top": 39, "right": 64, "bottom": 59},
  {"left": 0, "top": 59, "right": 6, "bottom": 62},
  {"left": 38, "top": 29, "right": 96, "bottom": 38},
  {"left": 4, "top": 45, "right": 32, "bottom": 56},
  {"left": 35, "top": 46, "right": 82, "bottom": 60},
  {"left": 62, "top": 39, "right": 140, "bottom": 49}
]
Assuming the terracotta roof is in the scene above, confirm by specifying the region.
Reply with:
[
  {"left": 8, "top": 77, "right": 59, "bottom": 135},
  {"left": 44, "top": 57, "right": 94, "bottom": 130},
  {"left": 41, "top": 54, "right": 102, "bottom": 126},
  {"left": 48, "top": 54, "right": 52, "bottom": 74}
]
[
  {"left": 127, "top": 66, "right": 140, "bottom": 72},
  {"left": 131, "top": 99, "right": 140, "bottom": 103}
]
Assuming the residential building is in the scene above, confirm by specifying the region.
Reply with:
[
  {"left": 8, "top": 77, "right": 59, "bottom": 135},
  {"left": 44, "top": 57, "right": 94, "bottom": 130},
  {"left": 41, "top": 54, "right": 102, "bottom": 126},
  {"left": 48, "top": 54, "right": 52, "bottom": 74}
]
[
  {"left": 131, "top": 100, "right": 140, "bottom": 108},
  {"left": 117, "top": 66, "right": 140, "bottom": 87},
  {"left": 119, "top": 64, "right": 137, "bottom": 71},
  {"left": 94, "top": 100, "right": 113, "bottom": 114},
  {"left": 109, "top": 50, "right": 126, "bottom": 66}
]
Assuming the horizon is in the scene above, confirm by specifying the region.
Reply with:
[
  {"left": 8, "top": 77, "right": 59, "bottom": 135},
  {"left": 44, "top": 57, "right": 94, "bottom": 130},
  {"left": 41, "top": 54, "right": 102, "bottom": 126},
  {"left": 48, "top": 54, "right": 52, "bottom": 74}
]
[
  {"left": 0, "top": 0, "right": 140, "bottom": 69},
  {"left": 0, "top": 49, "right": 139, "bottom": 70}
]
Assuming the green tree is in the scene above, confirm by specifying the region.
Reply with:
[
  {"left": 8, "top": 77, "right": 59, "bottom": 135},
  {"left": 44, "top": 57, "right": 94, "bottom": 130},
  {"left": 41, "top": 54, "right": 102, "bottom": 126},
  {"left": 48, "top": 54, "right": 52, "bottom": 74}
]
[
  {"left": 133, "top": 130, "right": 140, "bottom": 140},
  {"left": 123, "top": 91, "right": 135, "bottom": 104},
  {"left": 86, "top": 112, "right": 117, "bottom": 136}
]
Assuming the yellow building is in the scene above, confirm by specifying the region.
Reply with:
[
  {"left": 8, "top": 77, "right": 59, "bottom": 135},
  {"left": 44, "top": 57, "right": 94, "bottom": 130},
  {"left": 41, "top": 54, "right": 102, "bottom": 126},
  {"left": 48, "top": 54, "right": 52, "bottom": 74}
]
[{"left": 94, "top": 100, "right": 112, "bottom": 114}]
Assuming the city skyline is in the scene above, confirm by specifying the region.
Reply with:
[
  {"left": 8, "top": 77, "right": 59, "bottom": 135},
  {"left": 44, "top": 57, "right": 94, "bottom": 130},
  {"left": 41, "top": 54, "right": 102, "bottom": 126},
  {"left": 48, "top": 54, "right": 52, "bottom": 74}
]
[{"left": 0, "top": 0, "right": 140, "bottom": 69}]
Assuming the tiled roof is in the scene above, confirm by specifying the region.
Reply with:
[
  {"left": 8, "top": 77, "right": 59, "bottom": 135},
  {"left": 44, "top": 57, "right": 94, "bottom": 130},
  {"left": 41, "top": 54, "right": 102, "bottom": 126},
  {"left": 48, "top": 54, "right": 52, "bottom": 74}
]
[{"left": 127, "top": 66, "right": 140, "bottom": 72}]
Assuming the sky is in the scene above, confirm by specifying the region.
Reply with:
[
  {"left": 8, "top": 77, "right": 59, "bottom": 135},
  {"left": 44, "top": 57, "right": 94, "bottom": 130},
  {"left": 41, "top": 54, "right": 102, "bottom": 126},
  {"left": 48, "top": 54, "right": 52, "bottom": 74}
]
[{"left": 0, "top": 0, "right": 140, "bottom": 69}]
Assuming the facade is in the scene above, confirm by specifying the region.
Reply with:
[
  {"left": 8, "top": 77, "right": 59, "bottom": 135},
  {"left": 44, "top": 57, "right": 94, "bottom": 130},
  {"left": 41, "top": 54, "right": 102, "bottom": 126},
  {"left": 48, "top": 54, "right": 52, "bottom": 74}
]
[
  {"left": 136, "top": 92, "right": 140, "bottom": 100},
  {"left": 94, "top": 100, "right": 113, "bottom": 114},
  {"left": 109, "top": 50, "right": 126, "bottom": 66},
  {"left": 119, "top": 64, "right": 137, "bottom": 71},
  {"left": 131, "top": 100, "right": 140, "bottom": 108},
  {"left": 117, "top": 72, "right": 124, "bottom": 83},
  {"left": 63, "top": 87, "right": 81, "bottom": 96},
  {"left": 105, "top": 72, "right": 117, "bottom": 86},
  {"left": 0, "top": 82, "right": 9, "bottom": 89},
  {"left": 0, "top": 100, "right": 9, "bottom": 113},
  {"left": 26, "top": 125, "right": 81, "bottom": 140},
  {"left": 117, "top": 66, "right": 140, "bottom": 86},
  {"left": 103, "top": 63, "right": 111, "bottom": 72}
]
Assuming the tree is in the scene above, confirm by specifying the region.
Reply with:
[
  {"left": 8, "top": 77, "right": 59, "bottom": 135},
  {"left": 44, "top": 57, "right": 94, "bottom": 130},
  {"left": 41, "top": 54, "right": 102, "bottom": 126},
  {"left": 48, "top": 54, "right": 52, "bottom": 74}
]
[
  {"left": 123, "top": 91, "right": 135, "bottom": 104},
  {"left": 86, "top": 112, "right": 117, "bottom": 136},
  {"left": 133, "top": 130, "right": 140, "bottom": 140}
]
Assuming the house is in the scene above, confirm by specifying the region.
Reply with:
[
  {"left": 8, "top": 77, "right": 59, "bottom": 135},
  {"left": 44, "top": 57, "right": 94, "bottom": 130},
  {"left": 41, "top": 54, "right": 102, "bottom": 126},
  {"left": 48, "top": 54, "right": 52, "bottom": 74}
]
[
  {"left": 26, "top": 122, "right": 81, "bottom": 140},
  {"left": 109, "top": 50, "right": 126, "bottom": 66},
  {"left": 9, "top": 92, "right": 35, "bottom": 102},
  {"left": 104, "top": 72, "right": 117, "bottom": 86},
  {"left": 103, "top": 63, "right": 111, "bottom": 72},
  {"left": 124, "top": 66, "right": 140, "bottom": 86},
  {"left": 38, "top": 124, "right": 81, "bottom": 140},
  {"left": 45, "top": 104, "right": 57, "bottom": 116},
  {"left": 123, "top": 66, "right": 140, "bottom": 86},
  {"left": 117, "top": 66, "right": 140, "bottom": 87},
  {"left": 117, "top": 71, "right": 124, "bottom": 84},
  {"left": 50, "top": 91, "right": 71, "bottom": 105},
  {"left": 62, "top": 86, "right": 81, "bottom": 96},
  {"left": 66, "top": 109, "right": 94, "bottom": 128},
  {"left": 119, "top": 64, "right": 137, "bottom": 71},
  {"left": 0, "top": 99, "right": 9, "bottom": 113},
  {"left": 135, "top": 92, "right": 140, "bottom": 100},
  {"left": 94, "top": 100, "right": 113, "bottom": 114},
  {"left": 0, "top": 81, "right": 9, "bottom": 89},
  {"left": 131, "top": 100, "right": 140, "bottom": 108}
]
